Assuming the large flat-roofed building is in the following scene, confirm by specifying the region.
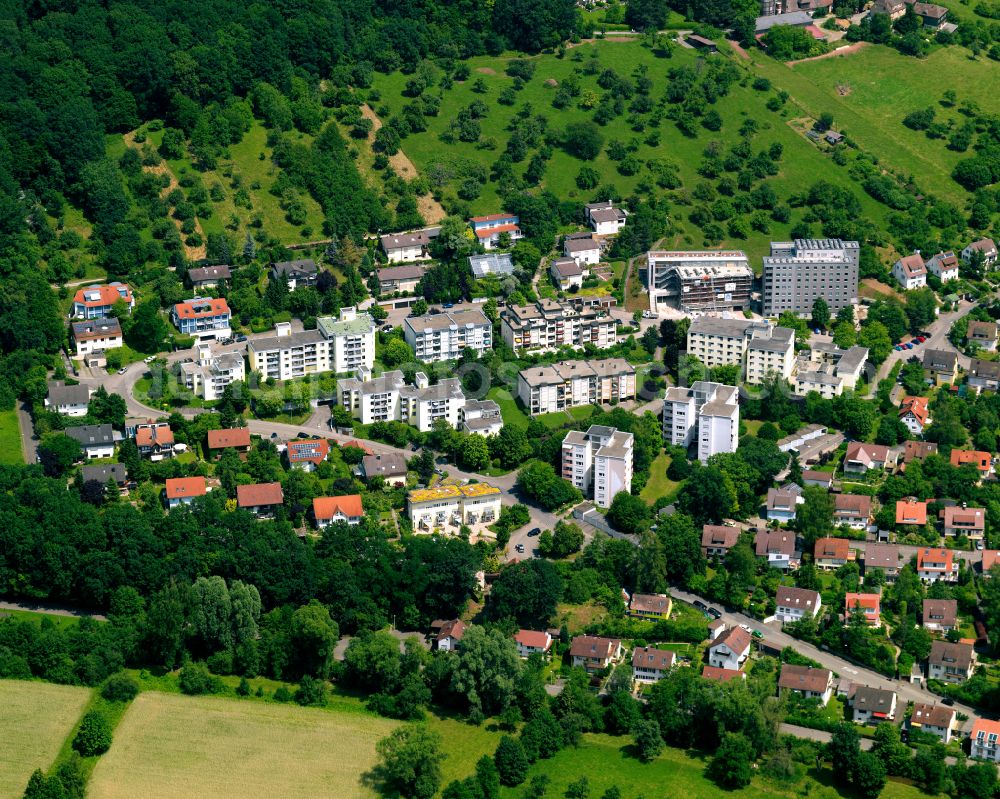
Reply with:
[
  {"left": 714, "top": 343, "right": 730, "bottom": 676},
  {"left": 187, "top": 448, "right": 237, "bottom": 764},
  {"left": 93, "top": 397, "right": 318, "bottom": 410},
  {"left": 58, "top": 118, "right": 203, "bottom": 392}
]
[
  {"left": 647, "top": 251, "right": 753, "bottom": 313},
  {"left": 501, "top": 299, "right": 617, "bottom": 354},
  {"left": 249, "top": 308, "right": 375, "bottom": 381},
  {"left": 517, "top": 359, "right": 636, "bottom": 415},
  {"left": 662, "top": 381, "right": 739, "bottom": 462},
  {"left": 407, "top": 483, "right": 502, "bottom": 531},
  {"left": 793, "top": 343, "right": 868, "bottom": 398},
  {"left": 338, "top": 369, "right": 466, "bottom": 432},
  {"left": 685, "top": 317, "right": 795, "bottom": 382},
  {"left": 404, "top": 308, "right": 492, "bottom": 363},
  {"left": 562, "top": 425, "right": 634, "bottom": 508},
  {"left": 762, "top": 239, "right": 859, "bottom": 317}
]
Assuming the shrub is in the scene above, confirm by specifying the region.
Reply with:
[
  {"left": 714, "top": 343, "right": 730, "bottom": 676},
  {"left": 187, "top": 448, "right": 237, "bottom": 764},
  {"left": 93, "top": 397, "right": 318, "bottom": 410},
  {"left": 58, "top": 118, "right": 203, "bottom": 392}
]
[
  {"left": 72, "top": 711, "right": 112, "bottom": 757},
  {"left": 178, "top": 661, "right": 223, "bottom": 695},
  {"left": 101, "top": 672, "right": 139, "bottom": 703}
]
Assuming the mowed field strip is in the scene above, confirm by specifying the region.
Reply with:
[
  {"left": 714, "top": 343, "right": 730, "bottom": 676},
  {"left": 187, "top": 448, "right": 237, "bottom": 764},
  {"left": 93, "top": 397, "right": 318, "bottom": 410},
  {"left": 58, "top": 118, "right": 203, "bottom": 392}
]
[
  {"left": 88, "top": 692, "right": 399, "bottom": 799},
  {"left": 0, "top": 680, "right": 91, "bottom": 799}
]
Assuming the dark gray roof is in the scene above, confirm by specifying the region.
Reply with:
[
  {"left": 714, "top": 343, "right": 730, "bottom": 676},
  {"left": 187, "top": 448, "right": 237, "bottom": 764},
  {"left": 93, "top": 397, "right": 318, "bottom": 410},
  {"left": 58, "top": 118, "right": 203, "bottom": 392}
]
[
  {"left": 271, "top": 259, "right": 318, "bottom": 277},
  {"left": 65, "top": 424, "right": 114, "bottom": 447},
  {"left": 378, "top": 265, "right": 426, "bottom": 281},
  {"left": 47, "top": 381, "right": 90, "bottom": 406},
  {"left": 187, "top": 265, "right": 232, "bottom": 283},
  {"left": 71, "top": 317, "right": 122, "bottom": 340},
  {"left": 361, "top": 452, "right": 408, "bottom": 477},
  {"left": 82, "top": 463, "right": 128, "bottom": 483}
]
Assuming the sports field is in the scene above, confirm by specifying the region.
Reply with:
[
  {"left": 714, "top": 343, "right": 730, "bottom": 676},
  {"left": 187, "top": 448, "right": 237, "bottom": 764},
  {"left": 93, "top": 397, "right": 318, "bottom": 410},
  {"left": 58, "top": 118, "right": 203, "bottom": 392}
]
[
  {"left": 88, "top": 692, "right": 398, "bottom": 799},
  {"left": 0, "top": 680, "right": 91, "bottom": 799}
]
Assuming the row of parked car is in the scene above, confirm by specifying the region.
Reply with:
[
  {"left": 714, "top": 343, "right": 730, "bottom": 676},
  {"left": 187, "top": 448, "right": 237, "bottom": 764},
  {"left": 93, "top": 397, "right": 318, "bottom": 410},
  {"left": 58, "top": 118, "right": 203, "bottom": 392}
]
[{"left": 894, "top": 335, "right": 927, "bottom": 352}]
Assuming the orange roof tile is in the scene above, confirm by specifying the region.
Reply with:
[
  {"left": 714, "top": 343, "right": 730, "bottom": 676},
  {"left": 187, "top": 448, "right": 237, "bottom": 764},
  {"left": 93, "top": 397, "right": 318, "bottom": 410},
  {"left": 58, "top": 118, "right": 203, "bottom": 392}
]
[
  {"left": 165, "top": 476, "right": 206, "bottom": 499},
  {"left": 207, "top": 428, "right": 251, "bottom": 450},
  {"left": 312, "top": 494, "right": 363, "bottom": 520}
]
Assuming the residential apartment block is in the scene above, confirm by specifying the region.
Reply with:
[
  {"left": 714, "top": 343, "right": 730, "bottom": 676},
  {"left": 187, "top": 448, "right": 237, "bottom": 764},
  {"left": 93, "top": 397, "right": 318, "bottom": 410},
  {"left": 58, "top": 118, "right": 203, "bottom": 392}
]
[
  {"left": 793, "top": 343, "right": 868, "bottom": 398},
  {"left": 561, "top": 425, "right": 634, "bottom": 508},
  {"left": 407, "top": 483, "right": 502, "bottom": 531},
  {"left": 171, "top": 297, "right": 232, "bottom": 341},
  {"left": 403, "top": 308, "right": 492, "bottom": 363},
  {"left": 917, "top": 547, "right": 959, "bottom": 583},
  {"left": 647, "top": 250, "right": 753, "bottom": 313},
  {"left": 178, "top": 342, "right": 245, "bottom": 401},
  {"left": 662, "top": 381, "right": 739, "bottom": 462},
  {"left": 685, "top": 316, "right": 795, "bottom": 383},
  {"left": 338, "top": 369, "right": 466, "bottom": 432},
  {"left": 517, "top": 358, "right": 636, "bottom": 415},
  {"left": 501, "top": 298, "right": 617, "bottom": 354},
  {"left": 971, "top": 719, "right": 1000, "bottom": 762},
  {"left": 249, "top": 308, "right": 375, "bottom": 381},
  {"left": 761, "top": 239, "right": 860, "bottom": 317}
]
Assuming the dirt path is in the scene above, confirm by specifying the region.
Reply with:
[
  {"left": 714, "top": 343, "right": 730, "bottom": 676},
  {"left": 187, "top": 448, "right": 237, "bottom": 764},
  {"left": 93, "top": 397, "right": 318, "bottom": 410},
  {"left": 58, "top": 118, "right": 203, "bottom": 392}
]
[
  {"left": 359, "top": 104, "right": 446, "bottom": 225},
  {"left": 727, "top": 39, "right": 751, "bottom": 60},
  {"left": 123, "top": 130, "right": 207, "bottom": 261},
  {"left": 787, "top": 40, "right": 869, "bottom": 66}
]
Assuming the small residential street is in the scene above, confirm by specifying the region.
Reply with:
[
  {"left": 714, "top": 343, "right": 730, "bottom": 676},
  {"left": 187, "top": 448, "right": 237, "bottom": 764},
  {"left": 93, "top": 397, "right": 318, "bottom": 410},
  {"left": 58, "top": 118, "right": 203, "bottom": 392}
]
[{"left": 669, "top": 586, "right": 982, "bottom": 734}]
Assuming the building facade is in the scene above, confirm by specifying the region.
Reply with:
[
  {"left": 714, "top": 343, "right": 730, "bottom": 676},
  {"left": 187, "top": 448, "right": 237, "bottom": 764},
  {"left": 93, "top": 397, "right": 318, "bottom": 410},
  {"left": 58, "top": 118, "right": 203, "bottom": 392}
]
[
  {"left": 517, "top": 359, "right": 636, "bottom": 415},
  {"left": 761, "top": 239, "right": 860, "bottom": 317},
  {"left": 469, "top": 213, "right": 523, "bottom": 250},
  {"left": 249, "top": 308, "right": 375, "bottom": 381},
  {"left": 178, "top": 342, "right": 245, "bottom": 401},
  {"left": 662, "top": 381, "right": 739, "bottom": 462},
  {"left": 404, "top": 308, "right": 493, "bottom": 363},
  {"left": 647, "top": 250, "right": 753, "bottom": 313},
  {"left": 71, "top": 318, "right": 123, "bottom": 366},
  {"left": 407, "top": 483, "right": 502, "bottom": 531},
  {"left": 561, "top": 425, "right": 634, "bottom": 508},
  {"left": 338, "top": 370, "right": 466, "bottom": 432},
  {"left": 71, "top": 282, "right": 134, "bottom": 319},
  {"left": 501, "top": 299, "right": 617, "bottom": 353}
]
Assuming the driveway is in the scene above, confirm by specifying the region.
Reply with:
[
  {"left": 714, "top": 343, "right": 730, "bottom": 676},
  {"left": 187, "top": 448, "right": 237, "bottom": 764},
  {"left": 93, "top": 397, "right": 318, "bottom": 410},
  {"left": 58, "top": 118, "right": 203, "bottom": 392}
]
[{"left": 669, "top": 587, "right": 981, "bottom": 733}]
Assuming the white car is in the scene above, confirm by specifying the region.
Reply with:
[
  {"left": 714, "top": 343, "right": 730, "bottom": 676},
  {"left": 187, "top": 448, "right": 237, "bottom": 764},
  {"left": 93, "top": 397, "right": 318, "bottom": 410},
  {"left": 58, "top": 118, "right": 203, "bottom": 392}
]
[
  {"left": 117, "top": 367, "right": 128, "bottom": 375},
  {"left": 143, "top": 356, "right": 155, "bottom": 363}
]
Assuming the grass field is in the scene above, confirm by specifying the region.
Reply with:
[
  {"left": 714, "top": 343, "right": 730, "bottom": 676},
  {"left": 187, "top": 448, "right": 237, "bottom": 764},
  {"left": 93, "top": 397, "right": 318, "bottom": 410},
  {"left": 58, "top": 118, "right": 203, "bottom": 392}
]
[
  {"left": 496, "top": 732, "right": 938, "bottom": 799},
  {"left": 88, "top": 691, "right": 500, "bottom": 799},
  {"left": 369, "top": 40, "right": 894, "bottom": 262},
  {"left": 486, "top": 386, "right": 529, "bottom": 430},
  {"left": 749, "top": 44, "right": 1000, "bottom": 206},
  {"left": 639, "top": 451, "right": 683, "bottom": 504},
  {"left": 0, "top": 680, "right": 91, "bottom": 799},
  {"left": 88, "top": 692, "right": 399, "bottom": 799},
  {"left": 0, "top": 410, "right": 22, "bottom": 465}
]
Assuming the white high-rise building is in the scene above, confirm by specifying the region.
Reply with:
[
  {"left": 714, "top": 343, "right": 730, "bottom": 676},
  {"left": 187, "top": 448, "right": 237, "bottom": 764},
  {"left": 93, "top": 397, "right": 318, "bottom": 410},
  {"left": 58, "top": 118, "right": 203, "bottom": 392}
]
[
  {"left": 686, "top": 316, "right": 795, "bottom": 383},
  {"left": 762, "top": 239, "right": 860, "bottom": 317},
  {"left": 662, "top": 381, "right": 739, "bottom": 462},
  {"left": 248, "top": 307, "right": 375, "bottom": 381},
  {"left": 178, "top": 342, "right": 246, "bottom": 401},
  {"left": 517, "top": 359, "right": 636, "bottom": 415},
  {"left": 562, "top": 425, "right": 634, "bottom": 508},
  {"left": 403, "top": 308, "right": 493, "bottom": 363}
]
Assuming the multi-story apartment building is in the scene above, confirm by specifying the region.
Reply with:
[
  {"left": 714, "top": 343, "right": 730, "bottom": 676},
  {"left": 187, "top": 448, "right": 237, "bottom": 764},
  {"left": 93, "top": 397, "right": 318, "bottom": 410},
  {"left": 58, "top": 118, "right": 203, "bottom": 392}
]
[
  {"left": 685, "top": 317, "right": 795, "bottom": 383},
  {"left": 71, "top": 282, "right": 134, "bottom": 319},
  {"left": 338, "top": 369, "right": 466, "bottom": 432},
  {"left": 501, "top": 299, "right": 617, "bottom": 353},
  {"left": 647, "top": 251, "right": 753, "bottom": 313},
  {"left": 793, "top": 343, "right": 868, "bottom": 398},
  {"left": 561, "top": 425, "right": 634, "bottom": 508},
  {"left": 249, "top": 308, "right": 375, "bottom": 381},
  {"left": 662, "top": 381, "right": 739, "bottom": 462},
  {"left": 917, "top": 547, "right": 959, "bottom": 583},
  {"left": 178, "top": 342, "right": 246, "bottom": 401},
  {"left": 761, "top": 239, "right": 860, "bottom": 317},
  {"left": 747, "top": 326, "right": 796, "bottom": 383},
  {"left": 517, "top": 359, "right": 636, "bottom": 415},
  {"left": 971, "top": 719, "right": 1000, "bottom": 762},
  {"left": 403, "top": 308, "right": 492, "bottom": 363},
  {"left": 171, "top": 297, "right": 232, "bottom": 342},
  {"left": 407, "top": 483, "right": 502, "bottom": 531},
  {"left": 71, "top": 318, "right": 123, "bottom": 367}
]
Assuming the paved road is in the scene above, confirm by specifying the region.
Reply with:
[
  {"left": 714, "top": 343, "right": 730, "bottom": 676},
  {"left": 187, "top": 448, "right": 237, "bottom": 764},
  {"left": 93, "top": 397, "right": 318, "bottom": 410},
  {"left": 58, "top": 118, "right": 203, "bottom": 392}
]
[
  {"left": 15, "top": 399, "right": 37, "bottom": 465},
  {"left": 779, "top": 723, "right": 874, "bottom": 750},
  {"left": 0, "top": 599, "right": 107, "bottom": 622},
  {"left": 872, "top": 300, "right": 975, "bottom": 390},
  {"left": 669, "top": 586, "right": 981, "bottom": 733}
]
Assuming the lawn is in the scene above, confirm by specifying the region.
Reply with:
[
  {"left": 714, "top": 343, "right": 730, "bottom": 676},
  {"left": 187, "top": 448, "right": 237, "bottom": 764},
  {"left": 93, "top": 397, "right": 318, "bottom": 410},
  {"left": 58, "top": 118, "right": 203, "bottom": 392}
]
[
  {"left": 486, "top": 386, "right": 528, "bottom": 430},
  {"left": 496, "top": 731, "right": 937, "bottom": 799},
  {"left": 368, "top": 40, "right": 894, "bottom": 262},
  {"left": 749, "top": 44, "right": 1000, "bottom": 206},
  {"left": 0, "top": 680, "right": 91, "bottom": 799},
  {"left": 640, "top": 451, "right": 683, "bottom": 504},
  {"left": 0, "top": 410, "right": 22, "bottom": 465},
  {"left": 88, "top": 691, "right": 400, "bottom": 799},
  {"left": 87, "top": 690, "right": 501, "bottom": 799}
]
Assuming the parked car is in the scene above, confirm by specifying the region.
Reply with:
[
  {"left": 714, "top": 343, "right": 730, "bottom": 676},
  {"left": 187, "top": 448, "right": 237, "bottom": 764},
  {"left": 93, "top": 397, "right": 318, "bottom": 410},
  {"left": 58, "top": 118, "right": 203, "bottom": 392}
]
[
  {"left": 917, "top": 336, "right": 926, "bottom": 343},
  {"left": 905, "top": 342, "right": 914, "bottom": 349},
  {"left": 527, "top": 528, "right": 541, "bottom": 537},
  {"left": 642, "top": 310, "right": 655, "bottom": 319},
  {"left": 442, "top": 302, "right": 454, "bottom": 309},
  {"left": 707, "top": 607, "right": 722, "bottom": 619},
  {"left": 143, "top": 355, "right": 155, "bottom": 363},
  {"left": 235, "top": 334, "right": 247, "bottom": 342},
  {"left": 894, "top": 345, "right": 904, "bottom": 351},
  {"left": 515, "top": 544, "right": 525, "bottom": 553},
  {"left": 693, "top": 600, "right": 708, "bottom": 612},
  {"left": 117, "top": 367, "right": 128, "bottom": 375}
]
